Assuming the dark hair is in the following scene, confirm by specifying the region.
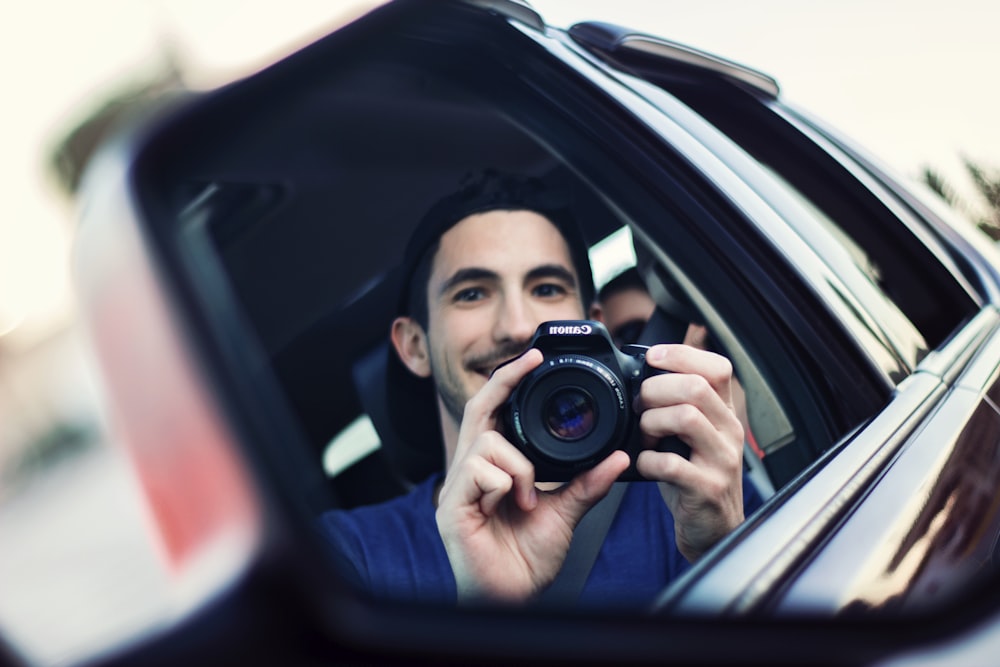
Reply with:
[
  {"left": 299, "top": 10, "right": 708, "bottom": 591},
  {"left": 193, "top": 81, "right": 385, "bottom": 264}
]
[
  {"left": 398, "top": 169, "right": 595, "bottom": 328},
  {"left": 597, "top": 266, "right": 648, "bottom": 303}
]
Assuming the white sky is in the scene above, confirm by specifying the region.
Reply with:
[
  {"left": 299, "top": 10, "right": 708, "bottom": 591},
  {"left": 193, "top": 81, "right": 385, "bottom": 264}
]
[{"left": 1, "top": 0, "right": 998, "bottom": 348}]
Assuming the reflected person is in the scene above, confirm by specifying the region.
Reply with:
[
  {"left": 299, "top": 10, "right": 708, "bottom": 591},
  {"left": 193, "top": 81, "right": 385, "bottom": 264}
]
[{"left": 318, "top": 170, "right": 762, "bottom": 606}]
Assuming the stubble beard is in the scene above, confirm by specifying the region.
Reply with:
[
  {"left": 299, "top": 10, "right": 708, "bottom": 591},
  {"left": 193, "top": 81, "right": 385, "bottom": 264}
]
[{"left": 431, "top": 339, "right": 532, "bottom": 427}]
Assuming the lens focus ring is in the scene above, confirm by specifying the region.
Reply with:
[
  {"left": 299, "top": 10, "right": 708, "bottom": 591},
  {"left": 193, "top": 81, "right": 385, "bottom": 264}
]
[{"left": 510, "top": 355, "right": 628, "bottom": 465}]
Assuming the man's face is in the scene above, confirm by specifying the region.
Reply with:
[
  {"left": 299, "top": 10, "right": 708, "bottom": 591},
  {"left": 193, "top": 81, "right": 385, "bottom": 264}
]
[
  {"left": 600, "top": 286, "right": 656, "bottom": 347},
  {"left": 424, "top": 209, "right": 586, "bottom": 425}
]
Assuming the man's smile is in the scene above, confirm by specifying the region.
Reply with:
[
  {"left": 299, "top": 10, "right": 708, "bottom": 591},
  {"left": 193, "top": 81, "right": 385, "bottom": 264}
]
[{"left": 466, "top": 343, "right": 531, "bottom": 379}]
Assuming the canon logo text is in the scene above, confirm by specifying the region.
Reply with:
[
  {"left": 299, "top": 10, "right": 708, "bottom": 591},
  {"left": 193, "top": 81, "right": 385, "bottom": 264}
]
[{"left": 548, "top": 324, "right": 592, "bottom": 335}]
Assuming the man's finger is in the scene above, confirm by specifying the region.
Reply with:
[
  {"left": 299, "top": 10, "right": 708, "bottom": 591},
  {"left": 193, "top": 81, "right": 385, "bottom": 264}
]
[
  {"left": 445, "top": 432, "right": 538, "bottom": 514},
  {"left": 548, "top": 450, "right": 630, "bottom": 526},
  {"left": 644, "top": 344, "right": 733, "bottom": 398},
  {"left": 465, "top": 349, "right": 543, "bottom": 426},
  {"left": 453, "top": 349, "right": 544, "bottom": 462},
  {"left": 635, "top": 373, "right": 743, "bottom": 458}
]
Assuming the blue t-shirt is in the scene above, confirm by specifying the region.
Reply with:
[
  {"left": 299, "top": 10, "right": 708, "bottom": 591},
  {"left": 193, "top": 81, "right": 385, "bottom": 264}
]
[{"left": 318, "top": 474, "right": 763, "bottom": 606}]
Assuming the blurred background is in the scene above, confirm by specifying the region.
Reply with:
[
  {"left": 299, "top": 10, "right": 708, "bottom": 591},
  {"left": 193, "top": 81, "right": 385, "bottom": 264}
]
[{"left": 0, "top": 1, "right": 997, "bottom": 665}]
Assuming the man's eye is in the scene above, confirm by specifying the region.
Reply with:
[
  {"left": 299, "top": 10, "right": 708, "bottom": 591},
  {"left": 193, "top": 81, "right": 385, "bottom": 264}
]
[
  {"left": 453, "top": 287, "right": 485, "bottom": 303},
  {"left": 533, "top": 283, "right": 568, "bottom": 298},
  {"left": 612, "top": 319, "right": 646, "bottom": 347}
]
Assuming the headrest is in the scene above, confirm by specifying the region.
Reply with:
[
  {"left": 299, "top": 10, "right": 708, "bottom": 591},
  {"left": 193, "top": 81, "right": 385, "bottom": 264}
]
[
  {"left": 352, "top": 342, "right": 443, "bottom": 486},
  {"left": 633, "top": 237, "right": 701, "bottom": 327}
]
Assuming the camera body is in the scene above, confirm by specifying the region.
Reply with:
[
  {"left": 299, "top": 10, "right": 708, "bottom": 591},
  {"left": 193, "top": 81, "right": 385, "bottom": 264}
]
[{"left": 501, "top": 320, "right": 689, "bottom": 482}]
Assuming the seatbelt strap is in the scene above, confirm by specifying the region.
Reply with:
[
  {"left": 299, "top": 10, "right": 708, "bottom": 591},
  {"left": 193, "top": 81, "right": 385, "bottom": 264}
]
[
  {"left": 537, "top": 306, "right": 679, "bottom": 604},
  {"left": 538, "top": 481, "right": 629, "bottom": 605}
]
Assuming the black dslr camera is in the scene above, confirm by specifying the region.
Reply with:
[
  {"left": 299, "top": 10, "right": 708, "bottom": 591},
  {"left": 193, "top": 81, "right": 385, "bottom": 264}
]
[{"left": 501, "top": 320, "right": 689, "bottom": 482}]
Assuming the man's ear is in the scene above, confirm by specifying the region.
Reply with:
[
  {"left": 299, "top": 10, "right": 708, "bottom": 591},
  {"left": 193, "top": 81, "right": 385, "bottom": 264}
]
[
  {"left": 589, "top": 301, "right": 605, "bottom": 323},
  {"left": 391, "top": 316, "right": 432, "bottom": 378}
]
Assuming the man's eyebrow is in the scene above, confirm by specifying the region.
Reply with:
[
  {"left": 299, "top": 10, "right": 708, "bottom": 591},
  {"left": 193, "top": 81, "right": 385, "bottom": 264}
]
[
  {"left": 436, "top": 267, "right": 500, "bottom": 299},
  {"left": 526, "top": 264, "right": 578, "bottom": 289}
]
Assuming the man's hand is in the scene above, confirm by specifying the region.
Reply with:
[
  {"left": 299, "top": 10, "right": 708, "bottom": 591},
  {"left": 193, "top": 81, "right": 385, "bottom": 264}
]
[
  {"left": 634, "top": 344, "right": 746, "bottom": 562},
  {"left": 435, "top": 348, "right": 629, "bottom": 603}
]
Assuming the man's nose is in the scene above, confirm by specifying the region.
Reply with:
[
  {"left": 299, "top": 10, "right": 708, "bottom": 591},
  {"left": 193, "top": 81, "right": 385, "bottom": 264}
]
[{"left": 494, "top": 295, "right": 539, "bottom": 343}]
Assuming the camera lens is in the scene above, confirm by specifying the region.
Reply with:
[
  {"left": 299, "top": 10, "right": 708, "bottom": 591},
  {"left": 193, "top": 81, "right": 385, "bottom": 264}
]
[
  {"left": 506, "top": 354, "right": 628, "bottom": 469},
  {"left": 543, "top": 388, "right": 596, "bottom": 441}
]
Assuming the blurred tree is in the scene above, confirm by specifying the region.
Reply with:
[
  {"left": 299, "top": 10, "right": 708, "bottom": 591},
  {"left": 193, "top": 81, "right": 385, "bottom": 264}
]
[
  {"left": 47, "top": 50, "right": 185, "bottom": 200},
  {"left": 921, "top": 157, "right": 1000, "bottom": 241}
]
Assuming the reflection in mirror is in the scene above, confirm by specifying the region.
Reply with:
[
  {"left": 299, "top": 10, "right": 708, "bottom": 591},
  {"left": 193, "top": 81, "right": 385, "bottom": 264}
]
[{"left": 175, "top": 15, "right": 790, "bottom": 611}]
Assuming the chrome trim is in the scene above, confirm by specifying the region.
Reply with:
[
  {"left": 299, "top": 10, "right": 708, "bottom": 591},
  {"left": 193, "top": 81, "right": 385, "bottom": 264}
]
[
  {"left": 662, "top": 308, "right": 1000, "bottom": 614},
  {"left": 461, "top": 0, "right": 544, "bottom": 31},
  {"left": 953, "top": 307, "right": 1000, "bottom": 391},
  {"left": 618, "top": 35, "right": 780, "bottom": 98},
  {"left": 776, "top": 321, "right": 1000, "bottom": 614},
  {"left": 776, "top": 384, "right": 995, "bottom": 614},
  {"left": 660, "top": 372, "right": 944, "bottom": 614},
  {"left": 918, "top": 307, "right": 1000, "bottom": 385}
]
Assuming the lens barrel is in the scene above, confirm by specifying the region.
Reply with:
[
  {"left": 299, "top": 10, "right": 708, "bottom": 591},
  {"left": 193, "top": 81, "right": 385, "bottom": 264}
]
[{"left": 507, "top": 355, "right": 628, "bottom": 466}]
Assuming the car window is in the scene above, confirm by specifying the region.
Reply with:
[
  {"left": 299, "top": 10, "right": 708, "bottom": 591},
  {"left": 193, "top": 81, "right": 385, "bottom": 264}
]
[{"left": 613, "top": 71, "right": 979, "bottom": 363}]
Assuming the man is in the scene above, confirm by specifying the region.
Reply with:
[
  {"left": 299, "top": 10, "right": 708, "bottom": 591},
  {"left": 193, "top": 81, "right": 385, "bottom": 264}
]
[
  {"left": 594, "top": 265, "right": 716, "bottom": 353},
  {"left": 319, "top": 170, "right": 760, "bottom": 606},
  {"left": 592, "top": 266, "right": 661, "bottom": 348}
]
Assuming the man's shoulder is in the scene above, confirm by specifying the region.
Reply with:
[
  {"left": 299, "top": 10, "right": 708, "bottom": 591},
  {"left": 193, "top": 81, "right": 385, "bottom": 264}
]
[
  {"left": 315, "top": 472, "right": 455, "bottom": 601},
  {"left": 319, "top": 473, "right": 441, "bottom": 534}
]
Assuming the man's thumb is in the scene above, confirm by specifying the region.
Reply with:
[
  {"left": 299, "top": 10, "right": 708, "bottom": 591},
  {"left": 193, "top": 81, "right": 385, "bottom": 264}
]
[{"left": 555, "top": 450, "right": 630, "bottom": 526}]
